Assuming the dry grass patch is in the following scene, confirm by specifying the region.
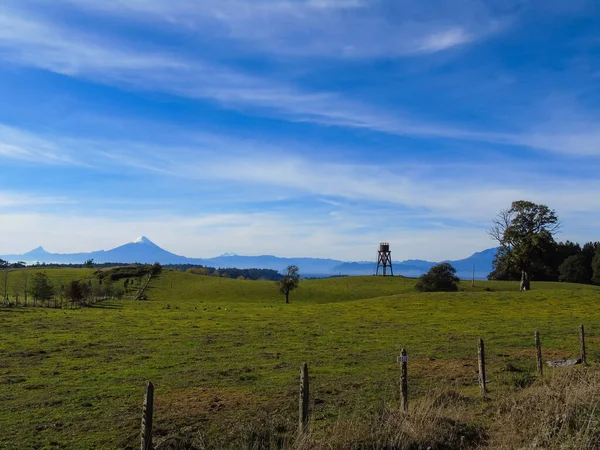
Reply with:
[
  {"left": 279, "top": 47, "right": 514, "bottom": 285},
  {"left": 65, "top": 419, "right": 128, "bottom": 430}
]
[
  {"left": 157, "top": 369, "right": 600, "bottom": 449},
  {"left": 490, "top": 367, "right": 600, "bottom": 449}
]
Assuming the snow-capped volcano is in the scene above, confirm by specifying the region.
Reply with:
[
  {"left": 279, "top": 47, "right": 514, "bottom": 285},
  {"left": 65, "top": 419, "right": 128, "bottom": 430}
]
[
  {"left": 104, "top": 236, "right": 179, "bottom": 262},
  {"left": 1, "top": 236, "right": 187, "bottom": 264},
  {"left": 132, "top": 236, "right": 154, "bottom": 245}
]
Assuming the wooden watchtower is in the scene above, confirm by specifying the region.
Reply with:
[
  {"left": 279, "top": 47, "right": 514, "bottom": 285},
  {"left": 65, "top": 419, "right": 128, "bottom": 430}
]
[{"left": 376, "top": 242, "right": 393, "bottom": 276}]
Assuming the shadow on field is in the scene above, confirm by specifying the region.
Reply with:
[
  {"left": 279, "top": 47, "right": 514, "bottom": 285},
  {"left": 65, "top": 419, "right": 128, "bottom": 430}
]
[
  {"left": 0, "top": 308, "right": 30, "bottom": 313},
  {"left": 89, "top": 302, "right": 124, "bottom": 310}
]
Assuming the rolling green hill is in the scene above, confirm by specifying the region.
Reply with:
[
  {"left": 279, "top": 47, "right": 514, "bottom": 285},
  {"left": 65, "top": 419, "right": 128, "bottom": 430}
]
[{"left": 1, "top": 270, "right": 599, "bottom": 448}]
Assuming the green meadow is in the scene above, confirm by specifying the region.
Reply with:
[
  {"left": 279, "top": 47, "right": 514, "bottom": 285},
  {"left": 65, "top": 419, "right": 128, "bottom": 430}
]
[{"left": 1, "top": 269, "right": 599, "bottom": 449}]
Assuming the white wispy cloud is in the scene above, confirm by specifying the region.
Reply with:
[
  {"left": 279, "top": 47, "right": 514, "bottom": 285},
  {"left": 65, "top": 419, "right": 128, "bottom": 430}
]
[
  {"left": 413, "top": 27, "right": 474, "bottom": 54},
  {"left": 165, "top": 155, "right": 600, "bottom": 223},
  {"left": 0, "top": 7, "right": 185, "bottom": 76},
  {"left": 0, "top": 192, "right": 75, "bottom": 208},
  {"left": 0, "top": 124, "right": 78, "bottom": 164}
]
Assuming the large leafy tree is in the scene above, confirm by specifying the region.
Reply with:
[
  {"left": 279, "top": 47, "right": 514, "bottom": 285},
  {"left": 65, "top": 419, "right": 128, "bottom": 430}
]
[
  {"left": 489, "top": 200, "right": 560, "bottom": 291},
  {"left": 277, "top": 265, "right": 300, "bottom": 304},
  {"left": 30, "top": 272, "right": 54, "bottom": 306}
]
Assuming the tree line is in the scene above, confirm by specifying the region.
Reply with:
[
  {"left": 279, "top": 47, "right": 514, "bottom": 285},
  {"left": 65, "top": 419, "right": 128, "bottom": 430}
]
[
  {"left": 7, "top": 260, "right": 138, "bottom": 269},
  {"left": 0, "top": 271, "right": 125, "bottom": 308},
  {"left": 489, "top": 239, "right": 600, "bottom": 284},
  {"left": 173, "top": 264, "right": 283, "bottom": 281}
]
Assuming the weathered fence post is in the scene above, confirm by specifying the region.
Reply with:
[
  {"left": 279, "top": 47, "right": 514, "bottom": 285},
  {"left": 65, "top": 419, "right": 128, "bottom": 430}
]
[
  {"left": 580, "top": 325, "right": 587, "bottom": 366},
  {"left": 400, "top": 348, "right": 408, "bottom": 411},
  {"left": 299, "top": 363, "right": 309, "bottom": 434},
  {"left": 141, "top": 381, "right": 154, "bottom": 450},
  {"left": 535, "top": 329, "right": 543, "bottom": 376},
  {"left": 478, "top": 338, "right": 487, "bottom": 396}
]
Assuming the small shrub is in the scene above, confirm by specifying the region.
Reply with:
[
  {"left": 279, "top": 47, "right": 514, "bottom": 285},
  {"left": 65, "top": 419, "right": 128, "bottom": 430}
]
[
  {"left": 511, "top": 373, "right": 535, "bottom": 390},
  {"left": 155, "top": 432, "right": 204, "bottom": 450},
  {"left": 503, "top": 362, "right": 523, "bottom": 373}
]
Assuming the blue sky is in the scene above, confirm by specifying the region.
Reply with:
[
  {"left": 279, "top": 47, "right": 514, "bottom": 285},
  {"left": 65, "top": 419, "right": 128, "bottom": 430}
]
[{"left": 1, "top": 0, "right": 600, "bottom": 261}]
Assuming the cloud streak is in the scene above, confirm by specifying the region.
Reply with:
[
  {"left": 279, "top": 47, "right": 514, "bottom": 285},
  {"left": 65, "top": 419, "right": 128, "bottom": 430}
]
[
  {"left": 1, "top": 3, "right": 600, "bottom": 157},
  {"left": 0, "top": 192, "right": 75, "bottom": 208},
  {"left": 46, "top": 0, "right": 504, "bottom": 58},
  {"left": 0, "top": 7, "right": 185, "bottom": 76},
  {"left": 3, "top": 123, "right": 600, "bottom": 227},
  {"left": 0, "top": 210, "right": 495, "bottom": 261},
  {"left": 0, "top": 125, "right": 78, "bottom": 164},
  {"left": 2, "top": 119, "right": 600, "bottom": 260}
]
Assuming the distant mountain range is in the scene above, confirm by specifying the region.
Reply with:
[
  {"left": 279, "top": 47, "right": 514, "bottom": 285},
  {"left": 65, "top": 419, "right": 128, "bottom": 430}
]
[{"left": 0, "top": 236, "right": 498, "bottom": 279}]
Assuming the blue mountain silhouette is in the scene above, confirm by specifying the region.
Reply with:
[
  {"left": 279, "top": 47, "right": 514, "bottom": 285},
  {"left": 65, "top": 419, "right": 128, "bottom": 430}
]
[{"left": 1, "top": 237, "right": 497, "bottom": 278}]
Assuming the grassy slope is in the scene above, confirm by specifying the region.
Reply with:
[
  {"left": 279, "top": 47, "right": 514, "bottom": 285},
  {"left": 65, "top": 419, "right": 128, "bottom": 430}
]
[{"left": 0, "top": 270, "right": 599, "bottom": 449}]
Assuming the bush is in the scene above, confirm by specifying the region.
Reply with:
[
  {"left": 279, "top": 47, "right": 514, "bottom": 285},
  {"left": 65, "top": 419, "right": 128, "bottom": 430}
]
[
  {"left": 151, "top": 262, "right": 162, "bottom": 276},
  {"left": 96, "top": 265, "right": 153, "bottom": 281},
  {"left": 415, "top": 263, "right": 460, "bottom": 292}
]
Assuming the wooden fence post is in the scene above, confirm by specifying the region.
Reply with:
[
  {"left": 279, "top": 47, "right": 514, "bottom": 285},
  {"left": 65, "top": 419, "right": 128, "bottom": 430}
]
[
  {"left": 478, "top": 338, "right": 487, "bottom": 396},
  {"left": 580, "top": 325, "right": 587, "bottom": 366},
  {"left": 299, "top": 363, "right": 309, "bottom": 434},
  {"left": 535, "top": 329, "right": 543, "bottom": 376},
  {"left": 400, "top": 348, "right": 408, "bottom": 411},
  {"left": 141, "top": 381, "right": 154, "bottom": 450}
]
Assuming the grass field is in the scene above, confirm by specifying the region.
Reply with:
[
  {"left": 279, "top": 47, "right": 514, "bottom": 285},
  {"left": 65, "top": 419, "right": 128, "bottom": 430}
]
[{"left": 1, "top": 269, "right": 599, "bottom": 449}]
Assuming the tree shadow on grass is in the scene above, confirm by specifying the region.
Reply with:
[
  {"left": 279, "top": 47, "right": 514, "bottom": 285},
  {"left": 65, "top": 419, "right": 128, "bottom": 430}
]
[
  {"left": 0, "top": 308, "right": 31, "bottom": 313},
  {"left": 89, "top": 301, "right": 124, "bottom": 310}
]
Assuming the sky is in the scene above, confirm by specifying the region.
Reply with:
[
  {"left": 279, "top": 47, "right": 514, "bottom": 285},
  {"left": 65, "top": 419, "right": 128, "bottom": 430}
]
[{"left": 1, "top": 0, "right": 600, "bottom": 261}]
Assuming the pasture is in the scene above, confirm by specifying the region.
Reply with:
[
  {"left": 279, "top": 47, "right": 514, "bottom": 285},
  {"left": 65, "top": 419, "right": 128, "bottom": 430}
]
[{"left": 1, "top": 269, "right": 599, "bottom": 449}]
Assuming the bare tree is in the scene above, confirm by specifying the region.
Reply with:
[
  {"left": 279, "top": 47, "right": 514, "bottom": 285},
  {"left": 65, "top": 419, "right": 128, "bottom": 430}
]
[{"left": 17, "top": 270, "right": 30, "bottom": 307}]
